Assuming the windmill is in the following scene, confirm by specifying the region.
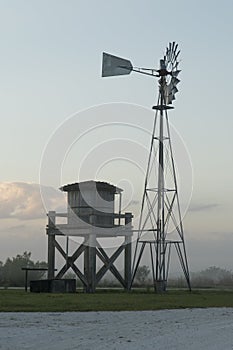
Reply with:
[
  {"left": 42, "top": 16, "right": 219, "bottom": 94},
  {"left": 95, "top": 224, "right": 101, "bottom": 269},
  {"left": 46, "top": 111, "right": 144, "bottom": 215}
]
[{"left": 102, "top": 42, "right": 191, "bottom": 292}]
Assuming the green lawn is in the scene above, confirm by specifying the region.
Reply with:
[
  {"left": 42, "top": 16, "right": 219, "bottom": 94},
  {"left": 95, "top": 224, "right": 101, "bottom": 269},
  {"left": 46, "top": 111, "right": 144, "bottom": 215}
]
[{"left": 0, "top": 289, "right": 233, "bottom": 312}]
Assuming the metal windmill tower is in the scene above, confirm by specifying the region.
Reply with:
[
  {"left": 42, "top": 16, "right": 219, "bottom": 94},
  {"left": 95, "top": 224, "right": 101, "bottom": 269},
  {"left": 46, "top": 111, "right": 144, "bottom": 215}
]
[{"left": 102, "top": 42, "right": 191, "bottom": 292}]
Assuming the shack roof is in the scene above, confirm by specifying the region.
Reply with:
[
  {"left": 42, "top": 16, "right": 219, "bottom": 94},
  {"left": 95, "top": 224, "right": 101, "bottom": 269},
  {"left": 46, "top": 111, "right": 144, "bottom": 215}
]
[{"left": 60, "top": 180, "right": 123, "bottom": 194}]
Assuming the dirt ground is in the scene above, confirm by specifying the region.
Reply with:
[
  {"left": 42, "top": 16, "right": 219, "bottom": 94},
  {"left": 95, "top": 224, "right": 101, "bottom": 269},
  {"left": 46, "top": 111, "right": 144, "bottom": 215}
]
[{"left": 1, "top": 308, "right": 233, "bottom": 349}]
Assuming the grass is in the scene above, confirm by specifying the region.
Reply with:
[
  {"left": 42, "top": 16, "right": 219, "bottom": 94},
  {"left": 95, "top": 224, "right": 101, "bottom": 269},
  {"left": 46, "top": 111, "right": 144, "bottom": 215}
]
[{"left": 1, "top": 289, "right": 233, "bottom": 312}]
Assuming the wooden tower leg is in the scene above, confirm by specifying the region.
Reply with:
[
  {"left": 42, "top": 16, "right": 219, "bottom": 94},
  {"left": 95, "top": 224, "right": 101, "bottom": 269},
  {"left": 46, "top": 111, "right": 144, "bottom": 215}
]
[
  {"left": 124, "top": 213, "right": 132, "bottom": 290},
  {"left": 47, "top": 211, "right": 56, "bottom": 279},
  {"left": 84, "top": 215, "right": 97, "bottom": 293},
  {"left": 84, "top": 241, "right": 96, "bottom": 293}
]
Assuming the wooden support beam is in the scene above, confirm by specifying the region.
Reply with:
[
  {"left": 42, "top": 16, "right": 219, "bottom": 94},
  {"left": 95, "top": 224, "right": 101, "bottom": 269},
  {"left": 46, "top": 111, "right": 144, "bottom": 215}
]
[
  {"left": 124, "top": 213, "right": 132, "bottom": 290},
  {"left": 84, "top": 229, "right": 96, "bottom": 293},
  {"left": 47, "top": 211, "right": 56, "bottom": 279},
  {"left": 124, "top": 237, "right": 132, "bottom": 290},
  {"left": 69, "top": 261, "right": 88, "bottom": 287},
  {"left": 96, "top": 244, "right": 126, "bottom": 287},
  {"left": 54, "top": 240, "right": 67, "bottom": 260},
  {"left": 55, "top": 264, "right": 69, "bottom": 279},
  {"left": 55, "top": 242, "right": 87, "bottom": 279},
  {"left": 71, "top": 241, "right": 87, "bottom": 261}
]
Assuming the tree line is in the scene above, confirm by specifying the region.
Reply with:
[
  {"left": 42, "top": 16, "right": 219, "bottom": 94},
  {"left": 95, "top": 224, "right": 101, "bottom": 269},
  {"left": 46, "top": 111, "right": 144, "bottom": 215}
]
[
  {"left": 135, "top": 265, "right": 233, "bottom": 288},
  {"left": 0, "top": 252, "right": 47, "bottom": 287},
  {"left": 1, "top": 252, "right": 233, "bottom": 288}
]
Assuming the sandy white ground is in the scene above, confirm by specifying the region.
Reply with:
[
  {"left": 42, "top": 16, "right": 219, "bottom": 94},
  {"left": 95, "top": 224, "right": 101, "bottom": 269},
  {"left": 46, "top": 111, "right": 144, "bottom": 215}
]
[{"left": 0, "top": 308, "right": 233, "bottom": 350}]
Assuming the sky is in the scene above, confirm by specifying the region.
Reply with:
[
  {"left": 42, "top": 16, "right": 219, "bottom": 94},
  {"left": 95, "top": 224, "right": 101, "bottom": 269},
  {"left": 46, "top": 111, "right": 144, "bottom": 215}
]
[{"left": 0, "top": 0, "right": 233, "bottom": 274}]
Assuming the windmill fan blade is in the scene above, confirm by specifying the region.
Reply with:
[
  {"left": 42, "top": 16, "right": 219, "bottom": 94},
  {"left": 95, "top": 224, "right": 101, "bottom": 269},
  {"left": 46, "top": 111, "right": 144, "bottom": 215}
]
[
  {"left": 165, "top": 48, "right": 169, "bottom": 64},
  {"left": 161, "top": 42, "right": 181, "bottom": 105},
  {"left": 165, "top": 43, "right": 170, "bottom": 64},
  {"left": 102, "top": 52, "right": 133, "bottom": 77},
  {"left": 171, "top": 41, "right": 175, "bottom": 55},
  {"left": 164, "top": 42, "right": 180, "bottom": 69},
  {"left": 171, "top": 42, "right": 178, "bottom": 61},
  {"left": 172, "top": 86, "right": 178, "bottom": 94},
  {"left": 167, "top": 94, "right": 173, "bottom": 104},
  {"left": 171, "top": 77, "right": 180, "bottom": 86},
  {"left": 172, "top": 70, "right": 181, "bottom": 77},
  {"left": 169, "top": 42, "right": 172, "bottom": 52},
  {"left": 168, "top": 42, "right": 172, "bottom": 61},
  {"left": 174, "top": 50, "right": 180, "bottom": 62}
]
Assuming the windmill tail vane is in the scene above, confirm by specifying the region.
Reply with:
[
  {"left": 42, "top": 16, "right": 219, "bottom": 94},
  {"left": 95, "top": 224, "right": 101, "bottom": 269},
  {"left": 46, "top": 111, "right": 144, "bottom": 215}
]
[{"left": 102, "top": 42, "right": 181, "bottom": 106}]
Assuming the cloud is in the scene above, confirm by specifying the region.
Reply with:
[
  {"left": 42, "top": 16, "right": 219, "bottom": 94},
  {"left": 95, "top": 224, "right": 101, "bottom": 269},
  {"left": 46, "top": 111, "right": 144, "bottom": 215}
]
[
  {"left": 188, "top": 203, "right": 219, "bottom": 212},
  {"left": 0, "top": 182, "right": 66, "bottom": 220}
]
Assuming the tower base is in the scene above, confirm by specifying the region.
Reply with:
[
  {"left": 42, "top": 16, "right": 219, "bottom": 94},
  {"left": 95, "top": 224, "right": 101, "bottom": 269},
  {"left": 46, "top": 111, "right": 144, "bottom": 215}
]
[{"left": 155, "top": 280, "right": 167, "bottom": 293}]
